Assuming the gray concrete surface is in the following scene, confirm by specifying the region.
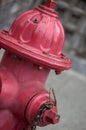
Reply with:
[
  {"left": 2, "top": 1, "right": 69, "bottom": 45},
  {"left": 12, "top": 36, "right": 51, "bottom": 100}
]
[{"left": 0, "top": 50, "right": 86, "bottom": 130}]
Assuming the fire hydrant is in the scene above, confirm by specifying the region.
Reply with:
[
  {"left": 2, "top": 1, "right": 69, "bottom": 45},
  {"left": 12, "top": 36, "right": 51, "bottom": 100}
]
[{"left": 0, "top": 0, "right": 71, "bottom": 130}]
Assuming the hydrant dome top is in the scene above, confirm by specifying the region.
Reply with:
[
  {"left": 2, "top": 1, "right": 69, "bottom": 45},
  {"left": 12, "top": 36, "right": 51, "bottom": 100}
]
[
  {"left": 9, "top": 8, "right": 64, "bottom": 56},
  {"left": 0, "top": 1, "right": 71, "bottom": 71}
]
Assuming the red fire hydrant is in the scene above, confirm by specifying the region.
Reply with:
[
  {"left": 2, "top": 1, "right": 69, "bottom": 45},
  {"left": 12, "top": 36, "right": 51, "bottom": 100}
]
[{"left": 0, "top": 0, "right": 71, "bottom": 130}]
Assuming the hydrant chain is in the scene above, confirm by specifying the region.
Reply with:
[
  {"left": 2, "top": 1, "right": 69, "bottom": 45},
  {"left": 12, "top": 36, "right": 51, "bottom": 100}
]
[{"left": 49, "top": 88, "right": 57, "bottom": 106}]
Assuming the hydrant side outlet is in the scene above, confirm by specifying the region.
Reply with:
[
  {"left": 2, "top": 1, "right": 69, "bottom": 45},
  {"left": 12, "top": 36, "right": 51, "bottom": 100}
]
[{"left": 0, "top": 0, "right": 71, "bottom": 130}]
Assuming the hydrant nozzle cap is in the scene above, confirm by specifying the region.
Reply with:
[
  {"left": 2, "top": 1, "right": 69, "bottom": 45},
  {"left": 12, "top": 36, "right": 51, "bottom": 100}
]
[{"left": 42, "top": 106, "right": 60, "bottom": 124}]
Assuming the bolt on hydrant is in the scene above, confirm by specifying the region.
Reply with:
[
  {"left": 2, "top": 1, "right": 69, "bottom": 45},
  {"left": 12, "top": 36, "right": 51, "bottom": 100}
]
[{"left": 0, "top": 0, "right": 71, "bottom": 130}]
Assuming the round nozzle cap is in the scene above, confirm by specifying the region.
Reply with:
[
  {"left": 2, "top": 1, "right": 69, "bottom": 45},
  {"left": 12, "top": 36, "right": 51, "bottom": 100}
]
[{"left": 42, "top": 106, "right": 60, "bottom": 124}]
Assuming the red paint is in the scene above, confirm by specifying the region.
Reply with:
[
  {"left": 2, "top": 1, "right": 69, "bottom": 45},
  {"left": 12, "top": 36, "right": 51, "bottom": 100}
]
[{"left": 0, "top": 0, "right": 71, "bottom": 130}]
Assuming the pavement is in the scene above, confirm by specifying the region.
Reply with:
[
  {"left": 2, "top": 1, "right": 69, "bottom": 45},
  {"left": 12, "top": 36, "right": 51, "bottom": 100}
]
[{"left": 0, "top": 50, "right": 86, "bottom": 130}]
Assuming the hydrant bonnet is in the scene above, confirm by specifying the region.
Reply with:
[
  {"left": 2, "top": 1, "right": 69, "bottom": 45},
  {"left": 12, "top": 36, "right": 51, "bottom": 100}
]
[{"left": 0, "top": 0, "right": 71, "bottom": 72}]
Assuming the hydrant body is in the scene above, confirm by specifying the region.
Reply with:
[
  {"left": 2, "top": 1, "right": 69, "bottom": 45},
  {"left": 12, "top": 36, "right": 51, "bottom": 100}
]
[{"left": 0, "top": 0, "right": 71, "bottom": 130}]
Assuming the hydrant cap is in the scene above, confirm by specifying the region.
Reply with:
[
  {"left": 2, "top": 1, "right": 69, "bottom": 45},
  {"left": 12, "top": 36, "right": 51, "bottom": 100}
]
[{"left": 0, "top": 1, "right": 71, "bottom": 71}]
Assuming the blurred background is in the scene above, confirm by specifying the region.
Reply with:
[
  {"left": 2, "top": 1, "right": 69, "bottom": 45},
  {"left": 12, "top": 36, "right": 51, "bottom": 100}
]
[{"left": 0, "top": 1, "right": 86, "bottom": 130}]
